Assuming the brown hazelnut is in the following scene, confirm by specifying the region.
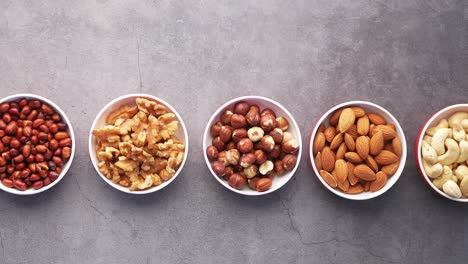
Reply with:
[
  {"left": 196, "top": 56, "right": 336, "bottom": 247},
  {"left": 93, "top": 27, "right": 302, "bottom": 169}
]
[
  {"left": 254, "top": 150, "right": 267, "bottom": 165},
  {"left": 226, "top": 149, "right": 240, "bottom": 165},
  {"left": 212, "top": 136, "right": 225, "bottom": 151},
  {"left": 226, "top": 141, "right": 236, "bottom": 150},
  {"left": 245, "top": 106, "right": 260, "bottom": 126},
  {"left": 237, "top": 138, "right": 253, "bottom": 153},
  {"left": 217, "top": 151, "right": 229, "bottom": 166},
  {"left": 259, "top": 135, "right": 275, "bottom": 152},
  {"left": 248, "top": 177, "right": 259, "bottom": 190},
  {"left": 224, "top": 166, "right": 235, "bottom": 180},
  {"left": 234, "top": 102, "right": 250, "bottom": 115},
  {"left": 282, "top": 132, "right": 293, "bottom": 143},
  {"left": 259, "top": 160, "right": 274, "bottom": 175},
  {"left": 219, "top": 126, "right": 233, "bottom": 143},
  {"left": 268, "top": 145, "right": 281, "bottom": 159},
  {"left": 243, "top": 165, "right": 258, "bottom": 178},
  {"left": 282, "top": 138, "right": 299, "bottom": 154},
  {"left": 255, "top": 177, "right": 272, "bottom": 192},
  {"left": 260, "top": 114, "right": 277, "bottom": 132},
  {"left": 282, "top": 154, "right": 297, "bottom": 171},
  {"left": 269, "top": 128, "right": 283, "bottom": 144},
  {"left": 232, "top": 128, "right": 247, "bottom": 142},
  {"left": 247, "top": 126, "right": 264, "bottom": 142},
  {"left": 206, "top": 145, "right": 219, "bottom": 160},
  {"left": 274, "top": 160, "right": 286, "bottom": 175},
  {"left": 221, "top": 110, "right": 233, "bottom": 125},
  {"left": 240, "top": 153, "right": 256, "bottom": 168},
  {"left": 231, "top": 114, "right": 247, "bottom": 129},
  {"left": 228, "top": 173, "right": 246, "bottom": 190},
  {"left": 276, "top": 117, "right": 289, "bottom": 131},
  {"left": 211, "top": 161, "right": 226, "bottom": 176},
  {"left": 261, "top": 108, "right": 276, "bottom": 118}
]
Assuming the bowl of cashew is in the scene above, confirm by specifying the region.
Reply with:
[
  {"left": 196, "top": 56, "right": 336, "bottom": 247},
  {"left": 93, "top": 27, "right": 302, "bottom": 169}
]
[{"left": 416, "top": 104, "right": 468, "bottom": 202}]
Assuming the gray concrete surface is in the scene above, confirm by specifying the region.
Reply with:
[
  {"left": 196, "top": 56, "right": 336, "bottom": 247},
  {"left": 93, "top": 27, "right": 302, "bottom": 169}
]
[{"left": 0, "top": 0, "right": 467, "bottom": 263}]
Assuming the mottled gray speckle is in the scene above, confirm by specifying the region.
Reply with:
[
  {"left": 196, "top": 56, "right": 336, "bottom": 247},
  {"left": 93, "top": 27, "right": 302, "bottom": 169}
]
[{"left": 0, "top": 0, "right": 467, "bottom": 263}]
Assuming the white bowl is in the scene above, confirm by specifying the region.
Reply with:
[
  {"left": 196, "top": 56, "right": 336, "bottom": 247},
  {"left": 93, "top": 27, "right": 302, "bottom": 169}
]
[
  {"left": 88, "top": 94, "right": 189, "bottom": 194},
  {"left": 0, "top": 93, "right": 76, "bottom": 195},
  {"left": 416, "top": 104, "right": 468, "bottom": 202},
  {"left": 308, "top": 101, "right": 407, "bottom": 200},
  {"left": 203, "top": 96, "right": 302, "bottom": 196}
]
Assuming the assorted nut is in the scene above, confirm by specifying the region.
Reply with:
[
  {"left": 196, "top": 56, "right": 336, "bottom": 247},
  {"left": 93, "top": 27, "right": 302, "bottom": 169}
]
[
  {"left": 92, "top": 98, "right": 185, "bottom": 191},
  {"left": 207, "top": 101, "right": 299, "bottom": 192},
  {"left": 313, "top": 107, "right": 402, "bottom": 194},
  {"left": 421, "top": 112, "right": 468, "bottom": 199},
  {"left": 0, "top": 98, "right": 73, "bottom": 191}
]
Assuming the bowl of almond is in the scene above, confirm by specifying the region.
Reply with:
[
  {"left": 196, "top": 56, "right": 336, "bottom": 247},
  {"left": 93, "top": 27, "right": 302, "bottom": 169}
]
[
  {"left": 89, "top": 94, "right": 189, "bottom": 194},
  {"left": 309, "top": 101, "right": 407, "bottom": 200},
  {"left": 203, "top": 96, "right": 302, "bottom": 196}
]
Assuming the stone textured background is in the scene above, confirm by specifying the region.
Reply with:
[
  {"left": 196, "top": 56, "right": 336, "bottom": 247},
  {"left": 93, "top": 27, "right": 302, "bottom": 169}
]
[{"left": 0, "top": 0, "right": 467, "bottom": 263}]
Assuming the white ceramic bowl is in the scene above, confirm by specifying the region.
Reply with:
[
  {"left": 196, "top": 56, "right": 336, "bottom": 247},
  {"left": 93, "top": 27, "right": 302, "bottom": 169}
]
[
  {"left": 89, "top": 94, "right": 189, "bottom": 194},
  {"left": 308, "top": 101, "right": 407, "bottom": 200},
  {"left": 416, "top": 104, "right": 468, "bottom": 202},
  {"left": 203, "top": 96, "right": 302, "bottom": 196},
  {"left": 0, "top": 93, "right": 76, "bottom": 195}
]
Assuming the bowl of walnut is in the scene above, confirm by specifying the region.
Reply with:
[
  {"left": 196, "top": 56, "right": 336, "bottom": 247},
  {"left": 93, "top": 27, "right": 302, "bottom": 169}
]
[
  {"left": 89, "top": 94, "right": 188, "bottom": 194},
  {"left": 203, "top": 96, "right": 302, "bottom": 196}
]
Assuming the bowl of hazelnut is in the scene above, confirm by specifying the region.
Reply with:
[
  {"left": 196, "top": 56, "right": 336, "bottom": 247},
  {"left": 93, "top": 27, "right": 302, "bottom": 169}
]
[
  {"left": 89, "top": 94, "right": 189, "bottom": 194},
  {"left": 203, "top": 96, "right": 302, "bottom": 196},
  {"left": 0, "top": 94, "right": 75, "bottom": 195}
]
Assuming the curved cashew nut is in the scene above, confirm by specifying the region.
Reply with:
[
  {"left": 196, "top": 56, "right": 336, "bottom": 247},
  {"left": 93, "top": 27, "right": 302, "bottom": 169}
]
[
  {"left": 454, "top": 165, "right": 468, "bottom": 181},
  {"left": 460, "top": 176, "right": 468, "bottom": 197},
  {"left": 437, "top": 139, "right": 460, "bottom": 165},
  {"left": 456, "top": 140, "right": 468, "bottom": 163},
  {"left": 421, "top": 141, "right": 438, "bottom": 164},
  {"left": 423, "top": 160, "right": 443, "bottom": 179},
  {"left": 448, "top": 112, "right": 468, "bottom": 129},
  {"left": 426, "top": 119, "right": 448, "bottom": 136},
  {"left": 432, "top": 166, "right": 453, "bottom": 188},
  {"left": 431, "top": 128, "right": 450, "bottom": 155},
  {"left": 462, "top": 119, "right": 468, "bottom": 131},
  {"left": 442, "top": 180, "right": 462, "bottom": 198},
  {"left": 453, "top": 128, "right": 466, "bottom": 142}
]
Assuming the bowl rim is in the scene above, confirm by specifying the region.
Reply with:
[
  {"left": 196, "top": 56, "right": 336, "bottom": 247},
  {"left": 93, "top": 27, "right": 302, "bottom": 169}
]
[
  {"left": 88, "top": 93, "right": 189, "bottom": 194},
  {"left": 415, "top": 103, "right": 468, "bottom": 202},
  {"left": 0, "top": 93, "right": 76, "bottom": 195},
  {"left": 308, "top": 100, "right": 407, "bottom": 200},
  {"left": 202, "top": 95, "right": 303, "bottom": 196}
]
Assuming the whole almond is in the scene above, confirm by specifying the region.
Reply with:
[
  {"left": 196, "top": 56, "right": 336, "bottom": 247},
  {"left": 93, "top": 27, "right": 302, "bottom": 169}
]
[
  {"left": 320, "top": 170, "right": 337, "bottom": 188},
  {"left": 330, "top": 133, "right": 344, "bottom": 150},
  {"left": 336, "top": 142, "right": 347, "bottom": 160},
  {"left": 381, "top": 161, "right": 400, "bottom": 176},
  {"left": 335, "top": 159, "right": 348, "bottom": 183},
  {"left": 329, "top": 109, "right": 343, "bottom": 126},
  {"left": 347, "top": 124, "right": 358, "bottom": 139},
  {"left": 370, "top": 171, "right": 388, "bottom": 192},
  {"left": 356, "top": 136, "right": 370, "bottom": 160},
  {"left": 344, "top": 133, "right": 355, "bottom": 151},
  {"left": 317, "top": 123, "right": 326, "bottom": 133},
  {"left": 363, "top": 181, "right": 371, "bottom": 192},
  {"left": 347, "top": 184, "right": 364, "bottom": 194},
  {"left": 315, "top": 152, "right": 323, "bottom": 171},
  {"left": 337, "top": 178, "right": 350, "bottom": 192},
  {"left": 368, "top": 113, "right": 386, "bottom": 125},
  {"left": 347, "top": 162, "right": 358, "bottom": 185},
  {"left": 344, "top": 152, "right": 363, "bottom": 164},
  {"left": 338, "top": 108, "right": 355, "bottom": 133},
  {"left": 374, "top": 150, "right": 399, "bottom": 166},
  {"left": 357, "top": 115, "right": 370, "bottom": 136},
  {"left": 373, "top": 125, "right": 396, "bottom": 140},
  {"left": 365, "top": 156, "right": 379, "bottom": 173},
  {"left": 313, "top": 132, "right": 326, "bottom": 155},
  {"left": 353, "top": 164, "right": 376, "bottom": 181},
  {"left": 392, "top": 137, "right": 402, "bottom": 157},
  {"left": 321, "top": 147, "right": 335, "bottom": 172},
  {"left": 351, "top": 106, "right": 366, "bottom": 118},
  {"left": 324, "top": 126, "right": 336, "bottom": 143},
  {"left": 369, "top": 130, "right": 384, "bottom": 156}
]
